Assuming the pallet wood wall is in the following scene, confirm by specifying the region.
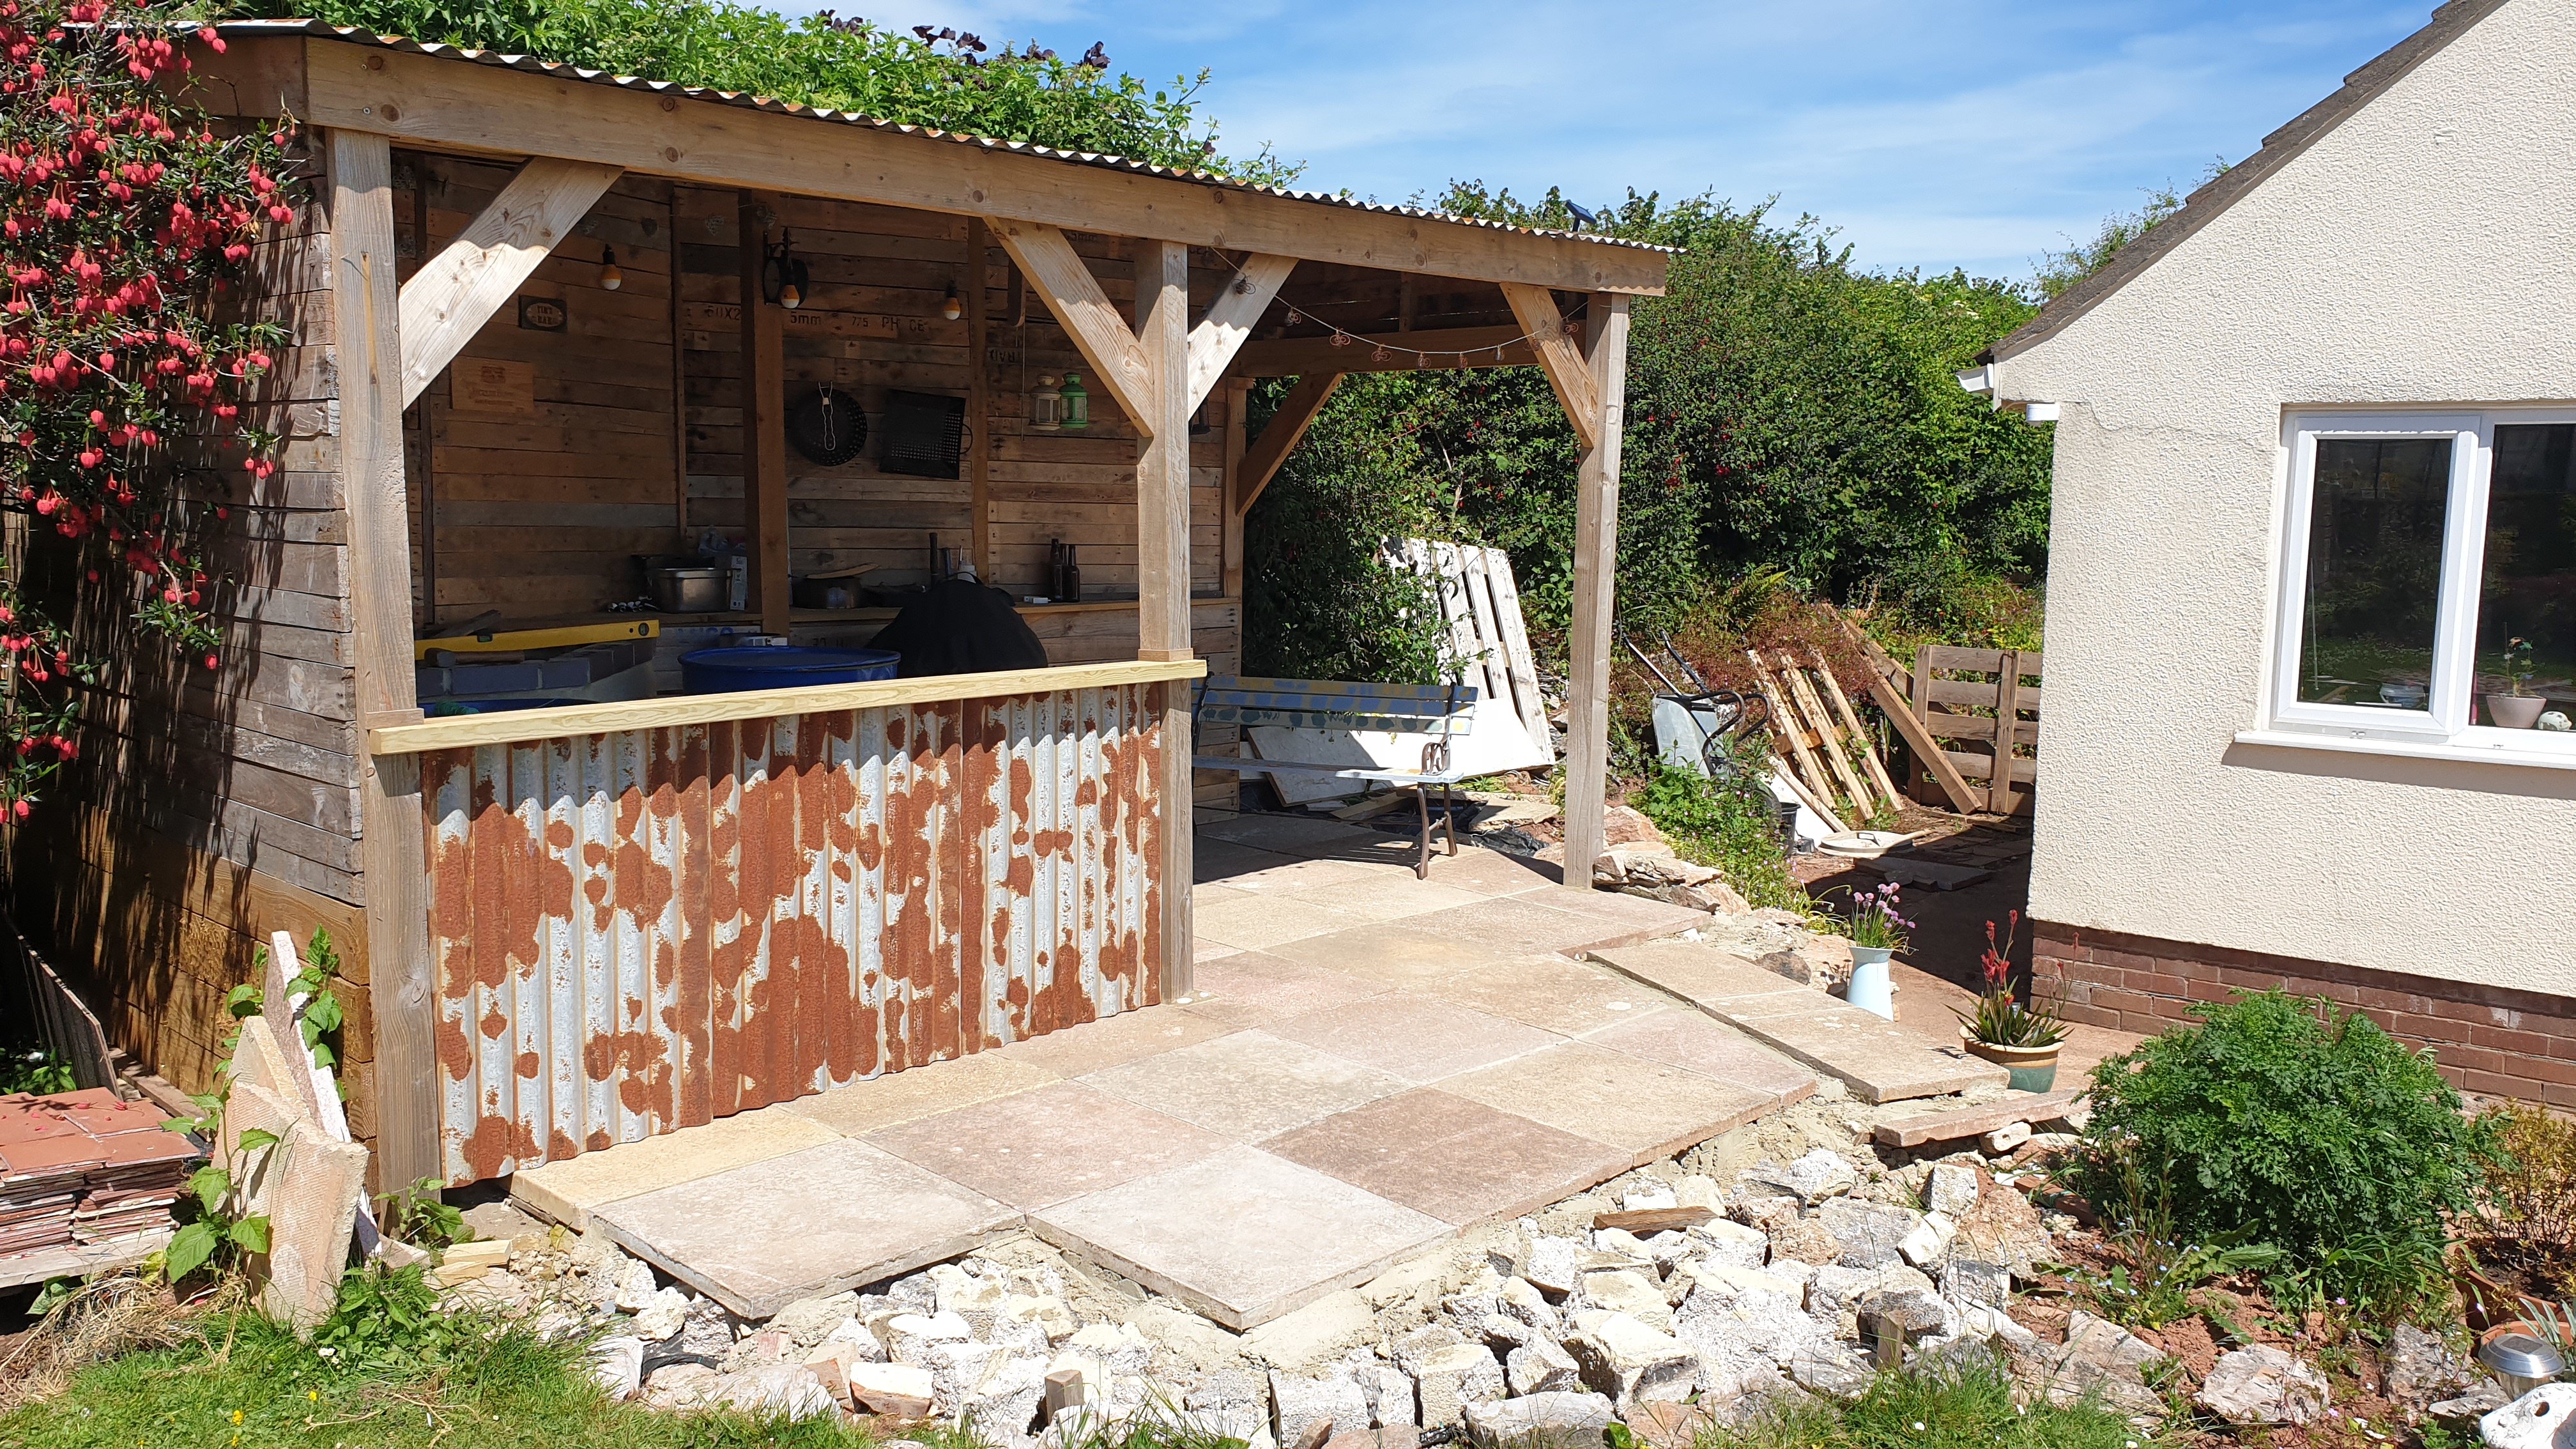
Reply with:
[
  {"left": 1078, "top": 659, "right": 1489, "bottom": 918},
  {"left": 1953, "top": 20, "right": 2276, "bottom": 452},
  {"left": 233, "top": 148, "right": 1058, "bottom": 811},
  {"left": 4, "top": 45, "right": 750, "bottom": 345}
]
[
  {"left": 1903, "top": 646, "right": 2043, "bottom": 815},
  {"left": 4, "top": 160, "right": 381, "bottom": 1137},
  {"left": 401, "top": 159, "right": 686, "bottom": 623}
]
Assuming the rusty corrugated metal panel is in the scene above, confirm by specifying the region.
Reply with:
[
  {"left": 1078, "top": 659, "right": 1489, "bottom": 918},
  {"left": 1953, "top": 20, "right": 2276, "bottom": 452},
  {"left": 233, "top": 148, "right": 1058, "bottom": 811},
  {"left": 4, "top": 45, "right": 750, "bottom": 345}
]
[{"left": 425, "top": 684, "right": 1164, "bottom": 1184}]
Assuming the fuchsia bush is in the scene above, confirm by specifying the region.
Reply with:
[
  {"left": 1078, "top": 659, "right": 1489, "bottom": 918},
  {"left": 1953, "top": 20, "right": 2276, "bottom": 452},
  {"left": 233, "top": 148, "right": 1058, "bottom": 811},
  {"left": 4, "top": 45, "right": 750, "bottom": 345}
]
[{"left": 0, "top": 0, "right": 294, "bottom": 815}]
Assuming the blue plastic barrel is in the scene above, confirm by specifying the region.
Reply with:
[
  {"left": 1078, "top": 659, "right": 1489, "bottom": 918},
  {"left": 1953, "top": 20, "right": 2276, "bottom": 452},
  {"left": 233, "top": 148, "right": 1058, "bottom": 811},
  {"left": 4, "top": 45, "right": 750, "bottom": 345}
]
[{"left": 679, "top": 646, "right": 901, "bottom": 694}]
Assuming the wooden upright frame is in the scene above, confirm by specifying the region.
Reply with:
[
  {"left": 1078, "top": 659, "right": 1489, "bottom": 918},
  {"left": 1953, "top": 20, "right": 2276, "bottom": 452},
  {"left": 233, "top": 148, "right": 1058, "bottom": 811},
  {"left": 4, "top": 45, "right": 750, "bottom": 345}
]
[{"left": 158, "top": 29, "right": 1662, "bottom": 1185}]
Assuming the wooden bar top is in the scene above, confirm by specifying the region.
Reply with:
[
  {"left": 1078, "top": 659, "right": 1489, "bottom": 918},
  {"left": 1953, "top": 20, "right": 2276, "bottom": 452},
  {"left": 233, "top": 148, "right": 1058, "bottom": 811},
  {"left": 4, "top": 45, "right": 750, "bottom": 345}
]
[{"left": 371, "top": 657, "right": 1206, "bottom": 756}]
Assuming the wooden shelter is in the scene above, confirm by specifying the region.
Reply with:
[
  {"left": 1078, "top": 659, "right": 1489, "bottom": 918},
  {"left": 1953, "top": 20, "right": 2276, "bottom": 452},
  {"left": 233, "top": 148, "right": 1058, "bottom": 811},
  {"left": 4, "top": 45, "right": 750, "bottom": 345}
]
[{"left": 18, "top": 22, "right": 1669, "bottom": 1190}]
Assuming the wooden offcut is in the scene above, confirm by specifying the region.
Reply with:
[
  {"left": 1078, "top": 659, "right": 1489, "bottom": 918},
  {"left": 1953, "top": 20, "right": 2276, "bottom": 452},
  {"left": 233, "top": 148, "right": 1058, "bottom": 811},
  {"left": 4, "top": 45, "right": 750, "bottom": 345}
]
[
  {"left": 1593, "top": 1205, "right": 1717, "bottom": 1234},
  {"left": 1871, "top": 1089, "right": 2084, "bottom": 1149}
]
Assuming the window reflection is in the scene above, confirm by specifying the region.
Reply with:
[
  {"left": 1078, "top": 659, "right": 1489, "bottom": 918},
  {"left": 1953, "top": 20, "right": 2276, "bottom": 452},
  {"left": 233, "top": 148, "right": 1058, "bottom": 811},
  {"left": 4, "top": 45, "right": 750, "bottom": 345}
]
[
  {"left": 2478, "top": 425, "right": 2576, "bottom": 726},
  {"left": 2298, "top": 437, "right": 2452, "bottom": 707}
]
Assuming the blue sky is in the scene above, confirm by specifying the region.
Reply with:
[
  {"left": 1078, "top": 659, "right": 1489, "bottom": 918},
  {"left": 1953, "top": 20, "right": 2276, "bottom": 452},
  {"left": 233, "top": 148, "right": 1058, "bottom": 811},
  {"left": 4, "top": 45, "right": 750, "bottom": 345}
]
[{"left": 785, "top": 0, "right": 2430, "bottom": 283}]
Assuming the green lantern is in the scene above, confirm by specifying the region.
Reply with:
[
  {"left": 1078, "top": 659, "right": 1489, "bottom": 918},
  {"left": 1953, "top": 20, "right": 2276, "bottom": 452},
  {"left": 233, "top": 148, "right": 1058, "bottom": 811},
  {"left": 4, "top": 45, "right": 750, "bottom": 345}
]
[{"left": 1059, "top": 371, "right": 1089, "bottom": 431}]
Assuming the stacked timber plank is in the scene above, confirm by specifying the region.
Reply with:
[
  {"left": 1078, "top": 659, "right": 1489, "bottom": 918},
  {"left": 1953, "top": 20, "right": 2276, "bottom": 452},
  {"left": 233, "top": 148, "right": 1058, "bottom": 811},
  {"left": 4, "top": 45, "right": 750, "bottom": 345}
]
[
  {"left": 1743, "top": 649, "right": 1907, "bottom": 832},
  {"left": 0, "top": 1088, "right": 198, "bottom": 1257}
]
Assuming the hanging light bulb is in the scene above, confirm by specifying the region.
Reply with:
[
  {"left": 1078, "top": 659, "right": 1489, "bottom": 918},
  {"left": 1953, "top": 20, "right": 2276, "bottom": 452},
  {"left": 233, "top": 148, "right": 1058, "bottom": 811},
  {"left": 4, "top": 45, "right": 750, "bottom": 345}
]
[
  {"left": 598, "top": 245, "right": 624, "bottom": 292},
  {"left": 941, "top": 280, "right": 962, "bottom": 321},
  {"left": 761, "top": 231, "right": 809, "bottom": 310}
]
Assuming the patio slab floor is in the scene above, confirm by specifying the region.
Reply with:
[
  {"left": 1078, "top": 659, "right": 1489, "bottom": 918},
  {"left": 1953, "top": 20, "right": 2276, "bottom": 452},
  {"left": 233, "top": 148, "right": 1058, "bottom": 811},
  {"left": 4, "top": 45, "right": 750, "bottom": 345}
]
[{"left": 516, "top": 815, "right": 1827, "bottom": 1327}]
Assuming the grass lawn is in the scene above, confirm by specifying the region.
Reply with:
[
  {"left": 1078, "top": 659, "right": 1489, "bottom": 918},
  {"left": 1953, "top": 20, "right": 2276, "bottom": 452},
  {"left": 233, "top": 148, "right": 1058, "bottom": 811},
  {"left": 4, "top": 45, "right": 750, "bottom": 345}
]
[
  {"left": 1703, "top": 1360, "right": 2155, "bottom": 1449},
  {"left": 0, "top": 1308, "right": 871, "bottom": 1449}
]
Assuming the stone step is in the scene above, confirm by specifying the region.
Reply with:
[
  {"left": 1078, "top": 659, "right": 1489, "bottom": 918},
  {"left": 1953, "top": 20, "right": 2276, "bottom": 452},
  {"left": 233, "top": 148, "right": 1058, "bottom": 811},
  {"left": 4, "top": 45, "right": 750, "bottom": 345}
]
[{"left": 1584, "top": 942, "right": 2007, "bottom": 1103}]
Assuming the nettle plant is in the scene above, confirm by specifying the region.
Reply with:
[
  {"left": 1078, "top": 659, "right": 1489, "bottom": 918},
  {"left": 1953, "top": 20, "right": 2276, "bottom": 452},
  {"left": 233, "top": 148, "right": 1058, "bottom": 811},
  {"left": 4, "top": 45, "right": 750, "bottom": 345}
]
[{"left": 0, "top": 0, "right": 295, "bottom": 816}]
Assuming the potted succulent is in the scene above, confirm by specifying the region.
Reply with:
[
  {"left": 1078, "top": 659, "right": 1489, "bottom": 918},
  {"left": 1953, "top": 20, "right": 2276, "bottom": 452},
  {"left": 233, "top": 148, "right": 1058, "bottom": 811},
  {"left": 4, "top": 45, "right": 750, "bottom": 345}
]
[
  {"left": 1954, "top": 911, "right": 2068, "bottom": 1091},
  {"left": 1832, "top": 882, "right": 1910, "bottom": 1021},
  {"left": 2486, "top": 637, "right": 2547, "bottom": 729}
]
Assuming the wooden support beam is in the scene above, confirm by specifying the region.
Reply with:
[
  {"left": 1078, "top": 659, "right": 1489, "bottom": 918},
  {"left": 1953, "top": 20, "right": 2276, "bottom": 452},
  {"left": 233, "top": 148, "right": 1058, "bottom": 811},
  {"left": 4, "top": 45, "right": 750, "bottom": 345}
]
[
  {"left": 292, "top": 39, "right": 1671, "bottom": 296},
  {"left": 1221, "top": 378, "right": 1249, "bottom": 600},
  {"left": 1991, "top": 650, "right": 2025, "bottom": 816},
  {"left": 966, "top": 218, "right": 994, "bottom": 581},
  {"left": 1135, "top": 240, "right": 1194, "bottom": 1002},
  {"left": 737, "top": 191, "right": 792, "bottom": 633},
  {"left": 1559, "top": 295, "right": 1627, "bottom": 878},
  {"left": 1186, "top": 252, "right": 1294, "bottom": 411},
  {"left": 1229, "top": 325, "right": 1532, "bottom": 378},
  {"left": 987, "top": 218, "right": 1156, "bottom": 434},
  {"left": 1234, "top": 372, "right": 1342, "bottom": 519},
  {"left": 328, "top": 128, "right": 437, "bottom": 1193},
  {"left": 394, "top": 155, "right": 621, "bottom": 405},
  {"left": 1501, "top": 284, "right": 1601, "bottom": 452}
]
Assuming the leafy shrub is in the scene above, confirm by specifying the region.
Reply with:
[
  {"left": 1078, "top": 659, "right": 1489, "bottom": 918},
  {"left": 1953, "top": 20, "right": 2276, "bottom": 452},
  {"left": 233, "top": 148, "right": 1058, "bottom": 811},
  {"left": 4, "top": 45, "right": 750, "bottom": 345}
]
[
  {"left": 1626, "top": 747, "right": 1805, "bottom": 914},
  {"left": 2076, "top": 991, "right": 2503, "bottom": 1308},
  {"left": 2471, "top": 1102, "right": 2576, "bottom": 1296}
]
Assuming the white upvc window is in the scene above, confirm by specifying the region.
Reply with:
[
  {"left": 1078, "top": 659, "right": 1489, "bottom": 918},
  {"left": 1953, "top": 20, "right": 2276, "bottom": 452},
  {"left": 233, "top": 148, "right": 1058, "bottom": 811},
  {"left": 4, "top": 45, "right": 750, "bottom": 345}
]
[{"left": 2260, "top": 409, "right": 2576, "bottom": 763}]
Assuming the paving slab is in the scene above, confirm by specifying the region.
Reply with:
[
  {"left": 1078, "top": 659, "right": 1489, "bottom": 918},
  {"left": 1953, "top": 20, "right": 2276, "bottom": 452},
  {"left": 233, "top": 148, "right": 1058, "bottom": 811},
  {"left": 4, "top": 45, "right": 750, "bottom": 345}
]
[
  {"left": 1197, "top": 813, "right": 1386, "bottom": 854},
  {"left": 1196, "top": 839, "right": 1300, "bottom": 884},
  {"left": 1176, "top": 951, "right": 1394, "bottom": 1030},
  {"left": 1269, "top": 873, "right": 1493, "bottom": 924},
  {"left": 1578, "top": 1009, "right": 1820, "bottom": 1106},
  {"left": 1422, "top": 847, "right": 1565, "bottom": 896},
  {"left": 1032, "top": 1144, "right": 1450, "bottom": 1330},
  {"left": 1420, "top": 954, "right": 1677, "bottom": 1036},
  {"left": 1266, "top": 990, "right": 1558, "bottom": 1084},
  {"left": 1193, "top": 887, "right": 1373, "bottom": 951},
  {"left": 1587, "top": 940, "right": 1816, "bottom": 1013},
  {"left": 864, "top": 1080, "right": 1234, "bottom": 1209},
  {"left": 1398, "top": 894, "right": 1682, "bottom": 960},
  {"left": 1265, "top": 1087, "right": 1629, "bottom": 1226},
  {"left": 510, "top": 1103, "right": 841, "bottom": 1231},
  {"left": 1506, "top": 885, "right": 1713, "bottom": 939},
  {"left": 1591, "top": 940, "right": 2005, "bottom": 1103},
  {"left": 1434, "top": 1041, "right": 1776, "bottom": 1165},
  {"left": 592, "top": 1138, "right": 1017, "bottom": 1318},
  {"left": 1082, "top": 1029, "right": 1412, "bottom": 1141},
  {"left": 1264, "top": 922, "right": 1505, "bottom": 988},
  {"left": 779, "top": 1050, "right": 1059, "bottom": 1138},
  {"left": 1216, "top": 854, "right": 1413, "bottom": 893},
  {"left": 985, "top": 1002, "right": 1236, "bottom": 1077}
]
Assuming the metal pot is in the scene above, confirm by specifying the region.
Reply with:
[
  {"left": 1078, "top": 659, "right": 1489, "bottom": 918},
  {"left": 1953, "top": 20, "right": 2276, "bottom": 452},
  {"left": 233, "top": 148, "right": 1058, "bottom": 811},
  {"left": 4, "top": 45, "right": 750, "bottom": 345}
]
[{"left": 650, "top": 565, "right": 724, "bottom": 613}]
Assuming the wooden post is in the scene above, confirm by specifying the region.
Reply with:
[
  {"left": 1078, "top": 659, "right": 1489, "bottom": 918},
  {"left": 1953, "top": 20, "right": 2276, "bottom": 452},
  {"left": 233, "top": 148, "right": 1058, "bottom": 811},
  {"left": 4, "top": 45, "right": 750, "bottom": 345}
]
[
  {"left": 1560, "top": 295, "right": 1628, "bottom": 883},
  {"left": 737, "top": 191, "right": 792, "bottom": 633},
  {"left": 329, "top": 128, "right": 437, "bottom": 1192},
  {"left": 1912, "top": 648, "right": 1939, "bottom": 806},
  {"left": 1136, "top": 240, "right": 1194, "bottom": 1001},
  {"left": 1991, "top": 650, "right": 2024, "bottom": 816},
  {"left": 966, "top": 218, "right": 994, "bottom": 581},
  {"left": 1220, "top": 378, "right": 1249, "bottom": 599}
]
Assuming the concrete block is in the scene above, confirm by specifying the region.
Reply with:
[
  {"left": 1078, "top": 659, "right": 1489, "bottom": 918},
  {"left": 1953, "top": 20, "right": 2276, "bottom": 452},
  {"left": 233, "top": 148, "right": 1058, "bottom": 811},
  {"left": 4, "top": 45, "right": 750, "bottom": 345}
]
[{"left": 1411, "top": 1342, "right": 1506, "bottom": 1426}]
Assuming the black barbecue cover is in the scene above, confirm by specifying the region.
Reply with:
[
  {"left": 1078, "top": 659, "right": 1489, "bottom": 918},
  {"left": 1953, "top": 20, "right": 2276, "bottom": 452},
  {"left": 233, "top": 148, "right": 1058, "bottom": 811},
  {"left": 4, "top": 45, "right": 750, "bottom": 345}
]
[{"left": 865, "top": 580, "right": 1049, "bottom": 678}]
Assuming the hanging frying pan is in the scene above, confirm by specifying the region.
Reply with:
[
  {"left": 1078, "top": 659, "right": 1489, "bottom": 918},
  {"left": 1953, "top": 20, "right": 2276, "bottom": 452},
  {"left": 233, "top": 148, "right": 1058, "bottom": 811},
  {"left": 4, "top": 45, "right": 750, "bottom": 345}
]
[{"left": 786, "top": 384, "right": 868, "bottom": 466}]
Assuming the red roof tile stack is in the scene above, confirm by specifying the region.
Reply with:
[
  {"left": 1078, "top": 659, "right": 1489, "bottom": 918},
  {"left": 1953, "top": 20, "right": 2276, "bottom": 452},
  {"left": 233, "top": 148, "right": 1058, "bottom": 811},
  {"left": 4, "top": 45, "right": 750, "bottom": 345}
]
[{"left": 0, "top": 1088, "right": 203, "bottom": 1256}]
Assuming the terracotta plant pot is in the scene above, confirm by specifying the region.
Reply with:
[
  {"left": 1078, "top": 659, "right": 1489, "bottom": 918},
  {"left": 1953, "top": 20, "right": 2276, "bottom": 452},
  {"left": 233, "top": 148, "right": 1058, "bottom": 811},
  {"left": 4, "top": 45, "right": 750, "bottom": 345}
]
[
  {"left": 1961, "top": 1030, "right": 2062, "bottom": 1092},
  {"left": 2487, "top": 694, "right": 2548, "bottom": 729}
]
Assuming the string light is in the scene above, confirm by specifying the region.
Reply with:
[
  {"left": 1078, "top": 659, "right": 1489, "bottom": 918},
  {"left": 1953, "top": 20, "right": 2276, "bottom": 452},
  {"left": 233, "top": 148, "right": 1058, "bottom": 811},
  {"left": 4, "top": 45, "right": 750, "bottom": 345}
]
[{"left": 1201, "top": 249, "right": 1568, "bottom": 369}]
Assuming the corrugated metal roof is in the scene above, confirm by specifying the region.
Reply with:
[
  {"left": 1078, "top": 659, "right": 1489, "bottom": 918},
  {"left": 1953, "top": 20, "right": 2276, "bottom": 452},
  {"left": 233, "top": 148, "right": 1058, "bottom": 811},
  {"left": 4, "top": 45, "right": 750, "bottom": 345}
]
[{"left": 218, "top": 20, "right": 1675, "bottom": 258}]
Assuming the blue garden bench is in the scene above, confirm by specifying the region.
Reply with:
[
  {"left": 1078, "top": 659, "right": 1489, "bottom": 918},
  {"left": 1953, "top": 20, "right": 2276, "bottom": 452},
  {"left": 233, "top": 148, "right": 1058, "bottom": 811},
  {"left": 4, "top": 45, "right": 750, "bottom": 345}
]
[{"left": 1192, "top": 676, "right": 1479, "bottom": 878}]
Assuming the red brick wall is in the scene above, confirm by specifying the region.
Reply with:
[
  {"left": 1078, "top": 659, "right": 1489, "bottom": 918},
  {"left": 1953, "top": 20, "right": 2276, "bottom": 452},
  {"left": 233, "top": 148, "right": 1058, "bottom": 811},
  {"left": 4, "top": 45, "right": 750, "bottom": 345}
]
[{"left": 2032, "top": 920, "right": 2576, "bottom": 1109}]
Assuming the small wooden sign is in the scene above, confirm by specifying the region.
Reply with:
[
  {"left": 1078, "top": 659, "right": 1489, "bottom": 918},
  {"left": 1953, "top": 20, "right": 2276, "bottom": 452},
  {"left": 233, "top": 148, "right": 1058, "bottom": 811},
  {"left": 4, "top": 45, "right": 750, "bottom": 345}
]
[
  {"left": 517, "top": 295, "right": 569, "bottom": 332},
  {"left": 450, "top": 358, "right": 537, "bottom": 417}
]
